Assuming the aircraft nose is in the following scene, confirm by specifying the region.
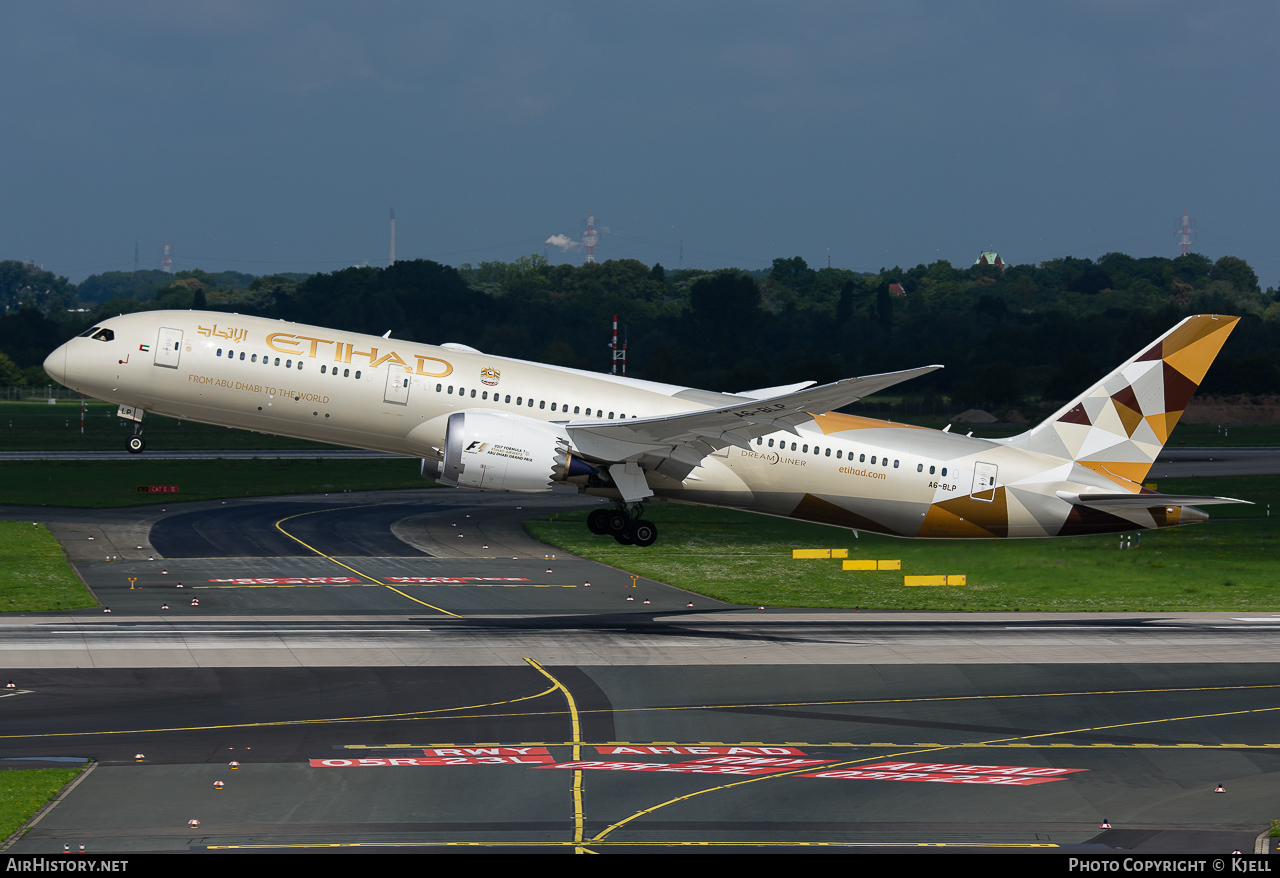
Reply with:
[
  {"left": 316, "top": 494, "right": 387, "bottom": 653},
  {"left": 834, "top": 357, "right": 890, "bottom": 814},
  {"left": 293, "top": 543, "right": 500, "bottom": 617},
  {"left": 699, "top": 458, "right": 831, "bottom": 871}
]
[{"left": 44, "top": 344, "right": 67, "bottom": 385}]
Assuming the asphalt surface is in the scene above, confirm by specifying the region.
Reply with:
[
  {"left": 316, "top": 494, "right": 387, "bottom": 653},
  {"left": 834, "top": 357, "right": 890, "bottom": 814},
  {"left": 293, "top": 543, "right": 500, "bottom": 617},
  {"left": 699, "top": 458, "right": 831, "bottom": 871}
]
[
  {"left": 2, "top": 664, "right": 1275, "bottom": 854},
  {"left": 0, "top": 486, "right": 1277, "bottom": 854}
]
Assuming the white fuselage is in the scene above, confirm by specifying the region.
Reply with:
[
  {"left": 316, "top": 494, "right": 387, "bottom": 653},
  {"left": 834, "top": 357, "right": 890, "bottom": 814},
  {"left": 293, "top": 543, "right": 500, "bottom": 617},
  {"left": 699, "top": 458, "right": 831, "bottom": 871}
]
[{"left": 44, "top": 310, "right": 1194, "bottom": 539}]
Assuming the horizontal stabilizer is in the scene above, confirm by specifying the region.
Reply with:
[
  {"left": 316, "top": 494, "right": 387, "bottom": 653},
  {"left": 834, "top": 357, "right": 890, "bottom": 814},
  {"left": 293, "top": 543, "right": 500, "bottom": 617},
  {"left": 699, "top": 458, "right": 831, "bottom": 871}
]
[{"left": 1056, "top": 491, "right": 1252, "bottom": 508}]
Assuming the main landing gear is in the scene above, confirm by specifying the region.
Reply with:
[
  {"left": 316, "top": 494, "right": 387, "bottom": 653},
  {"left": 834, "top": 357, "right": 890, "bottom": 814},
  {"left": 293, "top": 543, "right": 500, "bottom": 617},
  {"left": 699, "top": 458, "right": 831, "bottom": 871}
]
[{"left": 587, "top": 505, "right": 658, "bottom": 547}]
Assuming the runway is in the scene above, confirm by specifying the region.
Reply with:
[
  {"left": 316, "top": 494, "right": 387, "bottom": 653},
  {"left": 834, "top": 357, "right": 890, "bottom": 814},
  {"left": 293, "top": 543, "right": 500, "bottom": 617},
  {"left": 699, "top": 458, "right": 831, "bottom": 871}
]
[{"left": 1, "top": 487, "right": 1278, "bottom": 854}]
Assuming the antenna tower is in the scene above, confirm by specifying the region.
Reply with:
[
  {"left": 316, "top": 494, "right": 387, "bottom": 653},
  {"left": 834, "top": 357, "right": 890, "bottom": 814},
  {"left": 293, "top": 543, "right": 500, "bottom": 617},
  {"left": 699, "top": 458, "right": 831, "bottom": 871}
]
[
  {"left": 609, "top": 313, "right": 627, "bottom": 376},
  {"left": 1176, "top": 207, "right": 1196, "bottom": 255},
  {"left": 582, "top": 207, "right": 599, "bottom": 264},
  {"left": 161, "top": 236, "right": 174, "bottom": 273},
  {"left": 389, "top": 208, "right": 396, "bottom": 266}
]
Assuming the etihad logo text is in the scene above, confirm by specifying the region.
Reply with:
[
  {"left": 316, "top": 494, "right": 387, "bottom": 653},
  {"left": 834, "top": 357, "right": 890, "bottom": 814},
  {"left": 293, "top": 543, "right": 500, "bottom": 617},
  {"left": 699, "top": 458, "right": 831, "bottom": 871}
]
[{"left": 265, "top": 333, "right": 453, "bottom": 377}]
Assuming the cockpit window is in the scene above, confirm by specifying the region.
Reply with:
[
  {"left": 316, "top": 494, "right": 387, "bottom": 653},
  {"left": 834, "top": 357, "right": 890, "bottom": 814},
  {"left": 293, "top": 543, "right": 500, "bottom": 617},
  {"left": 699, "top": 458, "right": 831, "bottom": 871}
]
[
  {"left": 77, "top": 326, "right": 101, "bottom": 338},
  {"left": 90, "top": 328, "right": 115, "bottom": 342}
]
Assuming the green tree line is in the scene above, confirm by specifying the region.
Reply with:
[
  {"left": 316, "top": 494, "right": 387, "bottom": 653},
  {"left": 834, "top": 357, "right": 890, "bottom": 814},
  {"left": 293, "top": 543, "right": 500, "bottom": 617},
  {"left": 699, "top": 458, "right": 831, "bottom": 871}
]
[{"left": 1, "top": 252, "right": 1277, "bottom": 407}]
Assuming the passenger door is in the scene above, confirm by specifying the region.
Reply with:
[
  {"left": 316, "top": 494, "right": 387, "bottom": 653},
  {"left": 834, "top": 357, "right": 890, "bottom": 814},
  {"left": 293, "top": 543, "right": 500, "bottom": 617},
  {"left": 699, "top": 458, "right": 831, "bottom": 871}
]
[
  {"left": 154, "top": 328, "right": 183, "bottom": 368},
  {"left": 384, "top": 369, "right": 411, "bottom": 405},
  {"left": 970, "top": 461, "right": 998, "bottom": 502}
]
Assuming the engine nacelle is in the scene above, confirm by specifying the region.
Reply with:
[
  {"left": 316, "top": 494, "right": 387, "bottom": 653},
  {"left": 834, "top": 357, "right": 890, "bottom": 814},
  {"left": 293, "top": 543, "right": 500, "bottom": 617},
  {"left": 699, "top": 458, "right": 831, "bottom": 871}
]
[{"left": 435, "top": 412, "right": 593, "bottom": 493}]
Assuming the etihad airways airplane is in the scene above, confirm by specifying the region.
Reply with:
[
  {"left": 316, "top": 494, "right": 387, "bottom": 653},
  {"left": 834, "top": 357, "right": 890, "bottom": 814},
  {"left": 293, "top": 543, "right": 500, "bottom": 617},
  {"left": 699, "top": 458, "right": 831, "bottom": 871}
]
[{"left": 43, "top": 311, "right": 1247, "bottom": 546}]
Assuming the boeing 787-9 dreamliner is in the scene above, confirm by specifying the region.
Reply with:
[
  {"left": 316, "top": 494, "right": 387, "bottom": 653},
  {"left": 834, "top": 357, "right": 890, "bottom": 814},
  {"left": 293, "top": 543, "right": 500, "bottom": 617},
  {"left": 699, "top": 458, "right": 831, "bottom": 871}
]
[{"left": 43, "top": 311, "right": 1247, "bottom": 546}]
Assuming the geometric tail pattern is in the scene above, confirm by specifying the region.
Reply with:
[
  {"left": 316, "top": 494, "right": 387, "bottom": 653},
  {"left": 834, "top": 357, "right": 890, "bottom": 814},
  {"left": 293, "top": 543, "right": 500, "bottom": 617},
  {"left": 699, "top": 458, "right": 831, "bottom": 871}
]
[{"left": 1012, "top": 314, "right": 1238, "bottom": 488}]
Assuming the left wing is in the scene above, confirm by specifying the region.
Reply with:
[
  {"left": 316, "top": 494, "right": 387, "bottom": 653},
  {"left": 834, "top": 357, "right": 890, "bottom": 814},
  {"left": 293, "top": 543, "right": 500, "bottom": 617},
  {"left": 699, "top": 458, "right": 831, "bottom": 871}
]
[{"left": 567, "top": 365, "right": 942, "bottom": 495}]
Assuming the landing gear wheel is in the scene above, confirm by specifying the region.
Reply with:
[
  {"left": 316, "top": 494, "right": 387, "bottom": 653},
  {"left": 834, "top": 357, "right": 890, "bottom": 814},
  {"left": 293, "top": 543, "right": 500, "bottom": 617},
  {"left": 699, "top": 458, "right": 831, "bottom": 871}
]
[
  {"left": 587, "top": 508, "right": 611, "bottom": 535},
  {"left": 126, "top": 435, "right": 146, "bottom": 454},
  {"left": 629, "top": 520, "right": 658, "bottom": 547},
  {"left": 604, "top": 510, "right": 631, "bottom": 535},
  {"left": 613, "top": 529, "right": 634, "bottom": 545}
]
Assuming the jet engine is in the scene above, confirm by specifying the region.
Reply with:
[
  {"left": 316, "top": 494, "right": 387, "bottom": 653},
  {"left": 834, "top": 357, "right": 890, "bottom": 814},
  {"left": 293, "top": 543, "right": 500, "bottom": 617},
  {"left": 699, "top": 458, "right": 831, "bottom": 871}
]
[{"left": 426, "top": 412, "right": 596, "bottom": 493}]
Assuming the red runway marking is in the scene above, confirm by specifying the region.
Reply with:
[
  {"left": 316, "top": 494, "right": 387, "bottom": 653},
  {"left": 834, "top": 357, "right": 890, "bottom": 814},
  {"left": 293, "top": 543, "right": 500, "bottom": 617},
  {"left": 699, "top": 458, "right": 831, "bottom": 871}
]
[
  {"left": 312, "top": 755, "right": 552, "bottom": 767},
  {"left": 384, "top": 577, "right": 532, "bottom": 584},
  {"left": 594, "top": 745, "right": 807, "bottom": 756}
]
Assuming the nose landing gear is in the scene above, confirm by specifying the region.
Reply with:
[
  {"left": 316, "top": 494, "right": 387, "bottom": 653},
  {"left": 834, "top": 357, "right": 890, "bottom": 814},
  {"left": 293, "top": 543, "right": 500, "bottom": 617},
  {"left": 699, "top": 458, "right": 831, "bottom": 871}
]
[{"left": 587, "top": 505, "right": 657, "bottom": 547}]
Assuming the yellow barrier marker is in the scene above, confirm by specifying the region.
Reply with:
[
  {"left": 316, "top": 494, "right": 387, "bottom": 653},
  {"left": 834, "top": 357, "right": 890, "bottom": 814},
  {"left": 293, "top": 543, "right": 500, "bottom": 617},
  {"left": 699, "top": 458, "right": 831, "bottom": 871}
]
[
  {"left": 792, "top": 549, "right": 830, "bottom": 559},
  {"left": 831, "top": 548, "right": 848, "bottom": 559},
  {"left": 903, "top": 575, "right": 967, "bottom": 586},
  {"left": 904, "top": 575, "right": 946, "bottom": 586},
  {"left": 877, "top": 560, "right": 900, "bottom": 571},
  {"left": 842, "top": 560, "right": 876, "bottom": 571}
]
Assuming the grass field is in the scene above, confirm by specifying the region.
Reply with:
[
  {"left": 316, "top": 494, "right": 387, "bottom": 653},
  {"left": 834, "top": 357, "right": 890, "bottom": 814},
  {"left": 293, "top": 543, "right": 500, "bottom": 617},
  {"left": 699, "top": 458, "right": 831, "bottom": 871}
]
[
  {"left": 0, "top": 458, "right": 433, "bottom": 507},
  {"left": 526, "top": 475, "right": 1280, "bottom": 612},
  {"left": 0, "top": 767, "right": 85, "bottom": 843},
  {"left": 0, "top": 522, "right": 97, "bottom": 612}
]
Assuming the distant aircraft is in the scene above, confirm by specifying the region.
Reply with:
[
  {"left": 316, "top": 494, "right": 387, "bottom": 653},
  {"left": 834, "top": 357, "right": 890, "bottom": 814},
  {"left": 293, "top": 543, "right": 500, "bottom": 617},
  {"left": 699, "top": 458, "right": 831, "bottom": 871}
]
[{"left": 44, "top": 311, "right": 1247, "bottom": 546}]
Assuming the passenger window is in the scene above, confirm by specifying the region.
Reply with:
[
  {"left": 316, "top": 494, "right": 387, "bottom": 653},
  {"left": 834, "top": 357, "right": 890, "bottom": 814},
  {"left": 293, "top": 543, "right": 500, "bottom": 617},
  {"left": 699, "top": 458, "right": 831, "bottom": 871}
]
[
  {"left": 482, "top": 391, "right": 488, "bottom": 400},
  {"left": 871, "top": 456, "right": 877, "bottom": 464},
  {"left": 859, "top": 454, "right": 865, "bottom": 463},
  {"left": 767, "top": 439, "right": 774, "bottom": 447},
  {"left": 942, "top": 467, "right": 948, "bottom": 476},
  {"left": 574, "top": 406, "right": 580, "bottom": 414},
  {"left": 917, "top": 463, "right": 923, "bottom": 472},
  {"left": 343, "top": 368, "right": 349, "bottom": 377},
  {"left": 609, "top": 412, "right": 615, "bottom": 419},
  {"left": 322, "top": 366, "right": 327, "bottom": 374},
  {"left": 930, "top": 466, "right": 936, "bottom": 474},
  {"left": 274, "top": 358, "right": 280, "bottom": 366},
  {"left": 791, "top": 443, "right": 797, "bottom": 451},
  {"left": 585, "top": 408, "right": 592, "bottom": 416},
  {"left": 436, "top": 383, "right": 442, "bottom": 391},
  {"left": 802, "top": 445, "right": 808, "bottom": 453},
  {"left": 550, "top": 403, "right": 556, "bottom": 411},
  {"left": 539, "top": 400, "right": 545, "bottom": 409},
  {"left": 448, "top": 386, "right": 454, "bottom": 394},
  {"left": 251, "top": 354, "right": 257, "bottom": 363},
  {"left": 239, "top": 352, "right": 245, "bottom": 361},
  {"left": 884, "top": 458, "right": 890, "bottom": 467},
  {"left": 836, "top": 450, "right": 842, "bottom": 459},
  {"left": 825, "top": 448, "right": 831, "bottom": 457},
  {"left": 516, "top": 397, "right": 522, "bottom": 405},
  {"left": 505, "top": 395, "right": 511, "bottom": 403},
  {"left": 285, "top": 359, "right": 292, "bottom": 367},
  {"left": 217, "top": 348, "right": 223, "bottom": 357},
  {"left": 528, "top": 398, "right": 534, "bottom": 407}
]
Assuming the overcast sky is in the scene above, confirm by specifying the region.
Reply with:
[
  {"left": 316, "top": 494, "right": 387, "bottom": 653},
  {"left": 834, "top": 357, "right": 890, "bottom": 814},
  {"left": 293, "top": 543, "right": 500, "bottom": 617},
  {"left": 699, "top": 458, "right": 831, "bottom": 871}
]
[{"left": 4, "top": 1, "right": 1278, "bottom": 284}]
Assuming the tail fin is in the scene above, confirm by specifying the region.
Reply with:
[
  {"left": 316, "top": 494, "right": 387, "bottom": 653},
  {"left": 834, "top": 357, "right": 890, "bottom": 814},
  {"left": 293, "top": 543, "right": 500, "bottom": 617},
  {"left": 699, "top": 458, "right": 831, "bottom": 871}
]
[{"left": 1005, "top": 314, "right": 1239, "bottom": 487}]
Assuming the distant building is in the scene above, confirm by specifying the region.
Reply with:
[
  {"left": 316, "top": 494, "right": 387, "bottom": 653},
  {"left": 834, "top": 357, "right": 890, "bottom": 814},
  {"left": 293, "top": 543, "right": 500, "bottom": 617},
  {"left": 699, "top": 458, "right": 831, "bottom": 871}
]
[
  {"left": 888, "top": 283, "right": 906, "bottom": 297},
  {"left": 974, "top": 251, "right": 1005, "bottom": 273}
]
